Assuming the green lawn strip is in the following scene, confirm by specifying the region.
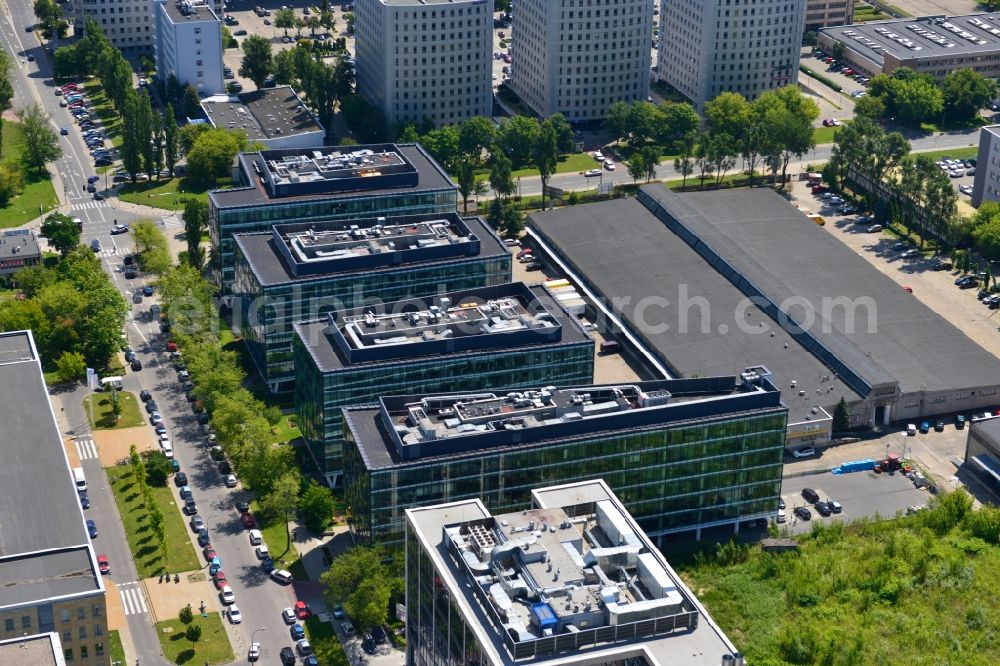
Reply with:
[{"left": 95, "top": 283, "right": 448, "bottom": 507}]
[
  {"left": 82, "top": 81, "right": 123, "bottom": 148},
  {"left": 906, "top": 146, "right": 978, "bottom": 163},
  {"left": 510, "top": 151, "right": 607, "bottom": 179},
  {"left": 83, "top": 391, "right": 145, "bottom": 429},
  {"left": 0, "top": 120, "right": 59, "bottom": 228},
  {"left": 305, "top": 616, "right": 349, "bottom": 666},
  {"left": 249, "top": 499, "right": 300, "bottom": 568},
  {"left": 117, "top": 176, "right": 233, "bottom": 211},
  {"left": 812, "top": 125, "right": 838, "bottom": 145},
  {"left": 270, "top": 414, "right": 301, "bottom": 445},
  {"left": 107, "top": 465, "right": 201, "bottom": 577},
  {"left": 155, "top": 613, "right": 234, "bottom": 665},
  {"left": 108, "top": 629, "right": 126, "bottom": 665}
]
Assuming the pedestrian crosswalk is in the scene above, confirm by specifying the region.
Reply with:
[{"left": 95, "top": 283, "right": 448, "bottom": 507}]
[
  {"left": 75, "top": 436, "right": 98, "bottom": 461},
  {"left": 118, "top": 583, "right": 148, "bottom": 616},
  {"left": 70, "top": 201, "right": 106, "bottom": 211}
]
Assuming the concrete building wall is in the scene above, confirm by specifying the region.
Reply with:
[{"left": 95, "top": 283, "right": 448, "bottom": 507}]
[
  {"left": 803, "top": 0, "right": 853, "bottom": 33},
  {"left": 153, "top": 1, "right": 225, "bottom": 96},
  {"left": 657, "top": 0, "right": 805, "bottom": 109},
  {"left": 356, "top": 0, "right": 493, "bottom": 128},
  {"left": 75, "top": 0, "right": 155, "bottom": 51},
  {"left": 511, "top": 0, "right": 651, "bottom": 121},
  {"left": 0, "top": 594, "right": 109, "bottom": 665},
  {"left": 973, "top": 125, "right": 1000, "bottom": 208}
]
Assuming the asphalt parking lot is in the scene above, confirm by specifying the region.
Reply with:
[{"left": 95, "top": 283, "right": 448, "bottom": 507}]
[{"left": 780, "top": 469, "right": 931, "bottom": 535}]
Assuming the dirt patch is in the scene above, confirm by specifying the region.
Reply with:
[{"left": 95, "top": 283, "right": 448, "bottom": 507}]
[{"left": 93, "top": 426, "right": 157, "bottom": 466}]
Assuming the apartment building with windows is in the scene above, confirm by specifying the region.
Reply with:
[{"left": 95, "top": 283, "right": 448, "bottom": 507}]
[
  {"left": 75, "top": 0, "right": 155, "bottom": 51},
  {"left": 656, "top": 0, "right": 805, "bottom": 109},
  {"left": 208, "top": 143, "right": 458, "bottom": 293},
  {"left": 405, "top": 479, "right": 742, "bottom": 666},
  {"left": 510, "top": 0, "right": 653, "bottom": 121},
  {"left": 344, "top": 373, "right": 788, "bottom": 549},
  {"left": 973, "top": 125, "right": 1000, "bottom": 208},
  {"left": 231, "top": 212, "right": 512, "bottom": 393},
  {"left": 293, "top": 282, "right": 595, "bottom": 484},
  {"left": 355, "top": 0, "right": 493, "bottom": 127},
  {"left": 0, "top": 331, "right": 109, "bottom": 665},
  {"left": 153, "top": 0, "right": 224, "bottom": 96},
  {"left": 804, "top": 0, "right": 853, "bottom": 33}
]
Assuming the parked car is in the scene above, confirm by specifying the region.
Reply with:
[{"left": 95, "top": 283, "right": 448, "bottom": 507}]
[
  {"left": 272, "top": 569, "right": 294, "bottom": 585},
  {"left": 97, "top": 554, "right": 110, "bottom": 574},
  {"left": 87, "top": 519, "right": 98, "bottom": 538},
  {"left": 829, "top": 500, "right": 843, "bottom": 514},
  {"left": 801, "top": 487, "right": 820, "bottom": 503},
  {"left": 957, "top": 414, "right": 967, "bottom": 429},
  {"left": 906, "top": 423, "right": 917, "bottom": 436},
  {"left": 919, "top": 421, "right": 930, "bottom": 433},
  {"left": 219, "top": 585, "right": 236, "bottom": 605},
  {"left": 791, "top": 446, "right": 816, "bottom": 458},
  {"left": 815, "top": 501, "right": 833, "bottom": 516},
  {"left": 867, "top": 224, "right": 883, "bottom": 233},
  {"left": 793, "top": 506, "right": 812, "bottom": 520},
  {"left": 934, "top": 420, "right": 945, "bottom": 432},
  {"left": 295, "top": 601, "right": 311, "bottom": 619}
]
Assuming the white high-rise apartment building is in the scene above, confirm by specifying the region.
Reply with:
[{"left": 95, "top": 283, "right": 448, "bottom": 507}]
[
  {"left": 656, "top": 0, "right": 805, "bottom": 109},
  {"left": 74, "top": 0, "right": 156, "bottom": 51},
  {"left": 510, "top": 0, "right": 652, "bottom": 121},
  {"left": 355, "top": 0, "right": 493, "bottom": 128},
  {"left": 153, "top": 0, "right": 224, "bottom": 96}
]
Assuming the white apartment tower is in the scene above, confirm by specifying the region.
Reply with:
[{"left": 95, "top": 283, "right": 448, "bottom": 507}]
[
  {"left": 657, "top": 0, "right": 805, "bottom": 109},
  {"left": 355, "top": 0, "right": 493, "bottom": 128},
  {"left": 510, "top": 0, "right": 653, "bottom": 121},
  {"left": 75, "top": 0, "right": 155, "bottom": 51},
  {"left": 153, "top": 0, "right": 225, "bottom": 96}
]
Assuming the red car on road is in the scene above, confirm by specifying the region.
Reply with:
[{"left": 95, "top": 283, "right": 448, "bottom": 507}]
[
  {"left": 241, "top": 511, "right": 256, "bottom": 529},
  {"left": 213, "top": 571, "right": 228, "bottom": 589},
  {"left": 203, "top": 544, "right": 217, "bottom": 561},
  {"left": 97, "top": 554, "right": 110, "bottom": 575}
]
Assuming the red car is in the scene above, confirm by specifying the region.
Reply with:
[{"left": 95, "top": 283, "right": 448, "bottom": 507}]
[
  {"left": 166, "top": 341, "right": 178, "bottom": 352},
  {"left": 294, "top": 601, "right": 311, "bottom": 619},
  {"left": 203, "top": 544, "right": 217, "bottom": 560},
  {"left": 213, "top": 571, "right": 228, "bottom": 589},
  {"left": 97, "top": 554, "right": 110, "bottom": 575},
  {"left": 241, "top": 512, "right": 256, "bottom": 529}
]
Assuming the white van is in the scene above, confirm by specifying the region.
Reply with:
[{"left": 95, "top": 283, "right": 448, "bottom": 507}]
[
  {"left": 98, "top": 376, "right": 123, "bottom": 391},
  {"left": 73, "top": 466, "right": 87, "bottom": 492}
]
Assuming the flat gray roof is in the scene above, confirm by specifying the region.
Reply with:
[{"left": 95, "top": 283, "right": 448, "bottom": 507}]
[
  {"left": 294, "top": 283, "right": 592, "bottom": 373},
  {"left": 820, "top": 13, "right": 1000, "bottom": 66},
  {"left": 0, "top": 230, "right": 40, "bottom": 261},
  {"left": 209, "top": 143, "right": 456, "bottom": 209},
  {"left": 529, "top": 196, "right": 858, "bottom": 423},
  {"left": 234, "top": 215, "right": 508, "bottom": 286},
  {"left": 405, "top": 480, "right": 738, "bottom": 666},
  {"left": 0, "top": 633, "right": 65, "bottom": 666},
  {"left": 201, "top": 86, "right": 322, "bottom": 143},
  {"left": 0, "top": 331, "right": 101, "bottom": 606},
  {"left": 162, "top": 0, "right": 219, "bottom": 22},
  {"left": 655, "top": 187, "right": 1000, "bottom": 395}
]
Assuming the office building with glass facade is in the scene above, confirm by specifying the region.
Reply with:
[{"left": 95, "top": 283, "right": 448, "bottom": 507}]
[
  {"left": 345, "top": 370, "right": 788, "bottom": 549},
  {"left": 209, "top": 143, "right": 458, "bottom": 293},
  {"left": 232, "top": 213, "right": 512, "bottom": 393},
  {"left": 405, "top": 479, "right": 742, "bottom": 666},
  {"left": 293, "top": 282, "right": 595, "bottom": 485}
]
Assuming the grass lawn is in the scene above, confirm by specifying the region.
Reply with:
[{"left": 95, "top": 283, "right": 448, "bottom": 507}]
[
  {"left": 0, "top": 121, "right": 59, "bottom": 228},
  {"left": 108, "top": 630, "right": 126, "bottom": 665},
  {"left": 83, "top": 391, "right": 145, "bottom": 429},
  {"left": 250, "top": 499, "right": 298, "bottom": 564},
  {"left": 156, "top": 613, "right": 234, "bottom": 665},
  {"left": 305, "top": 616, "right": 349, "bottom": 666},
  {"left": 510, "top": 152, "right": 604, "bottom": 179},
  {"left": 271, "top": 414, "right": 300, "bottom": 445},
  {"left": 907, "top": 146, "right": 978, "bottom": 163},
  {"left": 812, "top": 125, "right": 838, "bottom": 145},
  {"left": 117, "top": 176, "right": 233, "bottom": 211},
  {"left": 673, "top": 496, "right": 1000, "bottom": 665},
  {"left": 107, "top": 465, "right": 201, "bottom": 577},
  {"left": 82, "top": 81, "right": 123, "bottom": 149}
]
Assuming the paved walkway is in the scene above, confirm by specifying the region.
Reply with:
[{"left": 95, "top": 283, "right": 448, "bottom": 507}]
[
  {"left": 144, "top": 571, "right": 217, "bottom": 626},
  {"left": 92, "top": 425, "right": 158, "bottom": 466}
]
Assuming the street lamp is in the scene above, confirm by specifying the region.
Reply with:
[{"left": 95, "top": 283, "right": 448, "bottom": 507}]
[{"left": 250, "top": 626, "right": 267, "bottom": 643}]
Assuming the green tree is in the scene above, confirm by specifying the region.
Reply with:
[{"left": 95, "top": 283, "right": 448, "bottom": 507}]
[
  {"left": 420, "top": 125, "right": 461, "bottom": 172},
  {"left": 321, "top": 547, "right": 396, "bottom": 631},
  {"left": 627, "top": 153, "right": 646, "bottom": 184},
  {"left": 640, "top": 146, "right": 660, "bottom": 183},
  {"left": 455, "top": 158, "right": 476, "bottom": 213},
  {"left": 853, "top": 94, "right": 886, "bottom": 119},
  {"left": 605, "top": 100, "right": 630, "bottom": 146},
  {"left": 892, "top": 75, "right": 944, "bottom": 127},
  {"left": 40, "top": 212, "right": 81, "bottom": 255},
  {"left": 54, "top": 350, "right": 85, "bottom": 383},
  {"left": 185, "top": 623, "right": 202, "bottom": 642},
  {"left": 186, "top": 129, "right": 241, "bottom": 187},
  {"left": 458, "top": 116, "right": 496, "bottom": 163},
  {"left": 533, "top": 121, "right": 559, "bottom": 209},
  {"left": 973, "top": 211, "right": 1000, "bottom": 261},
  {"left": 143, "top": 450, "right": 172, "bottom": 487},
  {"left": 178, "top": 123, "right": 211, "bottom": 154},
  {"left": 488, "top": 151, "right": 515, "bottom": 200},
  {"left": 258, "top": 470, "right": 301, "bottom": 556},
  {"left": 655, "top": 102, "right": 700, "bottom": 151},
  {"left": 240, "top": 36, "right": 274, "bottom": 90},
  {"left": 138, "top": 91, "right": 155, "bottom": 177},
  {"left": 16, "top": 105, "right": 61, "bottom": 175},
  {"left": 275, "top": 7, "right": 296, "bottom": 35},
  {"left": 299, "top": 480, "right": 335, "bottom": 534},
  {"left": 132, "top": 220, "right": 171, "bottom": 275},
  {"left": 942, "top": 68, "right": 997, "bottom": 120},
  {"left": 832, "top": 397, "right": 850, "bottom": 432},
  {"left": 273, "top": 48, "right": 298, "bottom": 87},
  {"left": 178, "top": 604, "right": 193, "bottom": 624},
  {"left": 52, "top": 44, "right": 86, "bottom": 80},
  {"left": 120, "top": 91, "right": 144, "bottom": 180},
  {"left": 546, "top": 112, "right": 576, "bottom": 154},
  {"left": 183, "top": 199, "right": 208, "bottom": 269},
  {"left": 149, "top": 503, "right": 166, "bottom": 570},
  {"left": 163, "top": 105, "right": 180, "bottom": 177},
  {"left": 497, "top": 115, "right": 540, "bottom": 168},
  {"left": 182, "top": 84, "right": 201, "bottom": 119}
]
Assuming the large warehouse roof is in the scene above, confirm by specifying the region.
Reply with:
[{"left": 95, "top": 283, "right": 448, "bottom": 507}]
[{"left": 529, "top": 196, "right": 859, "bottom": 422}]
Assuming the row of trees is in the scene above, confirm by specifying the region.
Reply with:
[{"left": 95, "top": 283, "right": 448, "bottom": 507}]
[
  {"left": 239, "top": 37, "right": 355, "bottom": 135},
  {"left": 605, "top": 99, "right": 700, "bottom": 154},
  {"left": 31, "top": 0, "right": 68, "bottom": 38},
  {"left": 856, "top": 67, "right": 997, "bottom": 127},
  {"left": 0, "top": 244, "right": 128, "bottom": 371}
]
